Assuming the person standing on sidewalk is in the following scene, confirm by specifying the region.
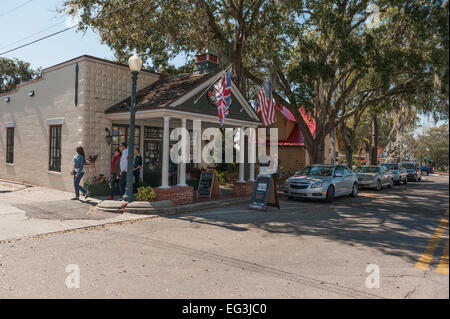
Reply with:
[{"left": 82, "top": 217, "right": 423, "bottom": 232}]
[
  {"left": 133, "top": 146, "right": 142, "bottom": 193},
  {"left": 72, "top": 146, "right": 90, "bottom": 200},
  {"left": 106, "top": 148, "right": 121, "bottom": 200},
  {"left": 118, "top": 142, "right": 128, "bottom": 201}
]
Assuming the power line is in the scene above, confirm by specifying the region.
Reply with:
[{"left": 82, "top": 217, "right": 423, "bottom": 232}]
[
  {"left": 0, "top": 0, "right": 34, "bottom": 18},
  {"left": 0, "top": 0, "right": 151, "bottom": 56},
  {"left": 0, "top": 27, "right": 75, "bottom": 55},
  {"left": 0, "top": 20, "right": 66, "bottom": 51}
]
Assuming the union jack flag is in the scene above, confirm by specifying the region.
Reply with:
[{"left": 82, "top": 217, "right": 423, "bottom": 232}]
[
  {"left": 214, "top": 68, "right": 232, "bottom": 125},
  {"left": 257, "top": 79, "right": 276, "bottom": 126}
]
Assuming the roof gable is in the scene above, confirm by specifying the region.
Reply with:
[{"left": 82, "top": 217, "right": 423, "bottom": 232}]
[{"left": 105, "top": 70, "right": 260, "bottom": 124}]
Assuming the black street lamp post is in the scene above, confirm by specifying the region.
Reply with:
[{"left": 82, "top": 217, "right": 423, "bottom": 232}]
[{"left": 124, "top": 54, "right": 142, "bottom": 202}]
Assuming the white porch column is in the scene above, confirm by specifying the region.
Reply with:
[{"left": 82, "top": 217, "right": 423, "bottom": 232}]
[
  {"left": 248, "top": 127, "right": 256, "bottom": 182},
  {"left": 249, "top": 163, "right": 255, "bottom": 182},
  {"left": 178, "top": 118, "right": 188, "bottom": 186},
  {"left": 238, "top": 127, "right": 245, "bottom": 182},
  {"left": 160, "top": 116, "right": 171, "bottom": 188}
]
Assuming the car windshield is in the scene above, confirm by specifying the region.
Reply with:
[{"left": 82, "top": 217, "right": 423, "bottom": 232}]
[
  {"left": 297, "top": 165, "right": 334, "bottom": 176},
  {"left": 354, "top": 166, "right": 379, "bottom": 173},
  {"left": 402, "top": 163, "right": 417, "bottom": 169},
  {"left": 381, "top": 163, "right": 398, "bottom": 170}
]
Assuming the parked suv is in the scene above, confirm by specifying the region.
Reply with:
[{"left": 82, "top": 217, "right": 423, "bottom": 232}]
[
  {"left": 401, "top": 162, "right": 422, "bottom": 182},
  {"left": 381, "top": 162, "right": 408, "bottom": 185}
]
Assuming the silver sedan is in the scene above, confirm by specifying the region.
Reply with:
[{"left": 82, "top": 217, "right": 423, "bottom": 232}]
[
  {"left": 354, "top": 165, "right": 395, "bottom": 190},
  {"left": 380, "top": 162, "right": 408, "bottom": 185},
  {"left": 284, "top": 164, "right": 358, "bottom": 203}
]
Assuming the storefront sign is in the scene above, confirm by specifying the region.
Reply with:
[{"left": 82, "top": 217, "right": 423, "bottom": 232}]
[
  {"left": 249, "top": 173, "right": 280, "bottom": 210},
  {"left": 197, "top": 170, "right": 221, "bottom": 199}
]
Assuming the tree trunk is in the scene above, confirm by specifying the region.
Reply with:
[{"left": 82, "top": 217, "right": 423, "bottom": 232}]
[
  {"left": 305, "top": 135, "right": 326, "bottom": 164},
  {"left": 345, "top": 148, "right": 353, "bottom": 169},
  {"left": 370, "top": 114, "right": 378, "bottom": 165},
  {"left": 339, "top": 123, "right": 354, "bottom": 169}
]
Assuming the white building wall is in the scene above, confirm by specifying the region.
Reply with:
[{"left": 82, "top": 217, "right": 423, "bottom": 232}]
[
  {"left": 0, "top": 56, "right": 159, "bottom": 192},
  {"left": 0, "top": 63, "right": 82, "bottom": 191},
  {"left": 77, "top": 59, "right": 158, "bottom": 184}
]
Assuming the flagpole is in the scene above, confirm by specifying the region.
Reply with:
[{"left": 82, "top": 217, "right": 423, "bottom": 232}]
[
  {"left": 252, "top": 77, "right": 271, "bottom": 103},
  {"left": 254, "top": 77, "right": 270, "bottom": 96},
  {"left": 258, "top": 77, "right": 270, "bottom": 91},
  {"left": 194, "top": 64, "right": 232, "bottom": 104}
]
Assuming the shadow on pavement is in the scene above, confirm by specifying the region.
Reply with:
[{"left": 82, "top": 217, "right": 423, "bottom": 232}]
[
  {"left": 14, "top": 199, "right": 116, "bottom": 221},
  {"left": 170, "top": 177, "right": 449, "bottom": 264}
]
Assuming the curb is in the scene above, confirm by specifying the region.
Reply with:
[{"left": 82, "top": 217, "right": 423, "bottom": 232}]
[{"left": 125, "top": 197, "right": 251, "bottom": 216}]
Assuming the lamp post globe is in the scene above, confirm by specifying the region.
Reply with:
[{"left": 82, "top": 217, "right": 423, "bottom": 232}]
[
  {"left": 124, "top": 53, "right": 142, "bottom": 202},
  {"left": 128, "top": 54, "right": 143, "bottom": 73}
]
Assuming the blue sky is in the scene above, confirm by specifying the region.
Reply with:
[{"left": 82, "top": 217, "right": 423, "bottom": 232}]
[
  {"left": 0, "top": 0, "right": 117, "bottom": 69},
  {"left": 0, "top": 0, "right": 442, "bottom": 131},
  {"left": 0, "top": 0, "right": 186, "bottom": 69}
]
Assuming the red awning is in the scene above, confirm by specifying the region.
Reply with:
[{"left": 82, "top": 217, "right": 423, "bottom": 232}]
[{"left": 269, "top": 104, "right": 316, "bottom": 146}]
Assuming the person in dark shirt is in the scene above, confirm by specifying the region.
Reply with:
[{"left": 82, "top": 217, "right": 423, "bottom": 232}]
[{"left": 133, "top": 146, "right": 143, "bottom": 193}]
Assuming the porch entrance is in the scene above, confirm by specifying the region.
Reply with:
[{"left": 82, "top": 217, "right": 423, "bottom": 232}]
[{"left": 143, "top": 139, "right": 162, "bottom": 187}]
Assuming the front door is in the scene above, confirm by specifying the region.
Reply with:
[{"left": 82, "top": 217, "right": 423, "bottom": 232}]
[{"left": 143, "top": 140, "right": 162, "bottom": 187}]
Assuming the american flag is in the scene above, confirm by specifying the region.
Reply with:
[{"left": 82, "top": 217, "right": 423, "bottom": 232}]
[
  {"left": 257, "top": 79, "right": 276, "bottom": 126},
  {"left": 214, "top": 68, "right": 232, "bottom": 125}
]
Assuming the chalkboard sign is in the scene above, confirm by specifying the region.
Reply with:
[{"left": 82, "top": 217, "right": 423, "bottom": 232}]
[
  {"left": 249, "top": 173, "right": 280, "bottom": 210},
  {"left": 197, "top": 170, "right": 221, "bottom": 199}
]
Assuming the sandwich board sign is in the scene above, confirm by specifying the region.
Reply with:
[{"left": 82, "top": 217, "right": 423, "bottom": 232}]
[
  {"left": 249, "top": 173, "right": 280, "bottom": 210},
  {"left": 197, "top": 170, "right": 221, "bottom": 199}
]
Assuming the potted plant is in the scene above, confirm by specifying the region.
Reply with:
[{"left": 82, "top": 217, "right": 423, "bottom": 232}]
[{"left": 83, "top": 174, "right": 110, "bottom": 196}]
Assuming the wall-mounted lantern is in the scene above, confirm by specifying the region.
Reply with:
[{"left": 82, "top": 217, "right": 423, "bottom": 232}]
[
  {"left": 28, "top": 90, "right": 35, "bottom": 97},
  {"left": 105, "top": 127, "right": 112, "bottom": 145},
  {"left": 4, "top": 97, "right": 10, "bottom": 102}
]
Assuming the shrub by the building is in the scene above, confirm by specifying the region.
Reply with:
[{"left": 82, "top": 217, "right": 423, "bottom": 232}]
[{"left": 135, "top": 186, "right": 157, "bottom": 202}]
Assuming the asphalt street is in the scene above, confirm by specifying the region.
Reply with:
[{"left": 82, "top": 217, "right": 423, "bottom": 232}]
[{"left": 0, "top": 175, "right": 448, "bottom": 298}]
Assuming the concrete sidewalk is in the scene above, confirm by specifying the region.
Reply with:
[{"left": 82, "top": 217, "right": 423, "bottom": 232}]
[
  {"left": 0, "top": 179, "right": 250, "bottom": 242},
  {"left": 0, "top": 179, "right": 152, "bottom": 242}
]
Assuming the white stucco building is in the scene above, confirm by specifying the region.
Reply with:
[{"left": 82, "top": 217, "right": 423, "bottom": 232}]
[{"left": 0, "top": 54, "right": 261, "bottom": 202}]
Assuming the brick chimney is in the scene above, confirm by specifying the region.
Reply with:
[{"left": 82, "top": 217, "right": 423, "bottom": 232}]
[{"left": 193, "top": 49, "right": 219, "bottom": 75}]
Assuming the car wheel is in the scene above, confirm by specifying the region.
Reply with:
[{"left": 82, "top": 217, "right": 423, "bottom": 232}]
[
  {"left": 325, "top": 186, "right": 335, "bottom": 203},
  {"left": 388, "top": 179, "right": 394, "bottom": 188},
  {"left": 423, "top": 171, "right": 429, "bottom": 176},
  {"left": 350, "top": 182, "right": 358, "bottom": 198},
  {"left": 376, "top": 180, "right": 382, "bottom": 191}
]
